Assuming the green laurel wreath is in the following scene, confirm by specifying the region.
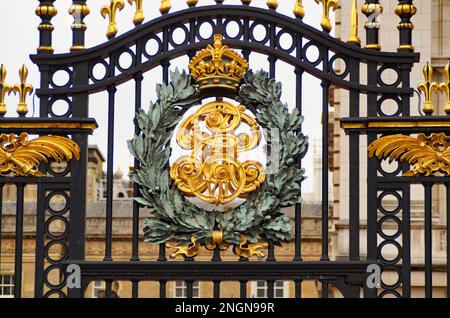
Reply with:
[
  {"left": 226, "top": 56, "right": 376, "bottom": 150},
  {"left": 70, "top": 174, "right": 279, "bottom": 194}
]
[{"left": 128, "top": 68, "right": 308, "bottom": 246}]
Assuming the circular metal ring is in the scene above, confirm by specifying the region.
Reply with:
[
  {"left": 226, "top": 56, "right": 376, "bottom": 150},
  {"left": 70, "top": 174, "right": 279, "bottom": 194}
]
[
  {"left": 303, "top": 41, "right": 323, "bottom": 66},
  {"left": 45, "top": 215, "right": 69, "bottom": 240},
  {"left": 48, "top": 97, "right": 72, "bottom": 118},
  {"left": 378, "top": 190, "right": 402, "bottom": 215},
  {"left": 50, "top": 67, "right": 73, "bottom": 89},
  {"left": 378, "top": 240, "right": 402, "bottom": 265},
  {"left": 44, "top": 240, "right": 69, "bottom": 264},
  {"left": 276, "top": 29, "right": 296, "bottom": 54},
  {"left": 249, "top": 21, "right": 270, "bottom": 44},
  {"left": 142, "top": 33, "right": 162, "bottom": 59},
  {"left": 116, "top": 48, "right": 136, "bottom": 73},
  {"left": 378, "top": 215, "right": 402, "bottom": 240},
  {"left": 43, "top": 265, "right": 67, "bottom": 289},
  {"left": 169, "top": 24, "right": 190, "bottom": 48},
  {"left": 89, "top": 59, "right": 110, "bottom": 83},
  {"left": 46, "top": 191, "right": 70, "bottom": 215},
  {"left": 223, "top": 18, "right": 243, "bottom": 40}
]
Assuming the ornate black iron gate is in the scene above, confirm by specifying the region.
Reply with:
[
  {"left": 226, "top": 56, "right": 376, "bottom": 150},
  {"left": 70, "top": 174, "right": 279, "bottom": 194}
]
[{"left": 2, "top": 0, "right": 449, "bottom": 298}]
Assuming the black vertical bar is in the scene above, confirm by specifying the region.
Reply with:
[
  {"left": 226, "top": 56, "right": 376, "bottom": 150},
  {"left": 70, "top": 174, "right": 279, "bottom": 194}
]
[
  {"left": 104, "top": 84, "right": 117, "bottom": 262},
  {"left": 34, "top": 185, "right": 46, "bottom": 298},
  {"left": 424, "top": 182, "right": 433, "bottom": 298},
  {"left": 322, "top": 282, "right": 329, "bottom": 299},
  {"left": 266, "top": 18, "right": 277, "bottom": 263},
  {"left": 187, "top": 280, "right": 194, "bottom": 298},
  {"left": 295, "top": 280, "right": 302, "bottom": 298},
  {"left": 158, "top": 26, "right": 170, "bottom": 263},
  {"left": 321, "top": 81, "right": 330, "bottom": 261},
  {"left": 365, "top": 60, "right": 378, "bottom": 298},
  {"left": 267, "top": 281, "right": 274, "bottom": 298},
  {"left": 36, "top": 0, "right": 56, "bottom": 55},
  {"left": 294, "top": 31, "right": 304, "bottom": 262},
  {"left": 131, "top": 71, "right": 143, "bottom": 263},
  {"left": 349, "top": 57, "right": 360, "bottom": 261},
  {"left": 446, "top": 182, "right": 450, "bottom": 298},
  {"left": 402, "top": 185, "right": 411, "bottom": 297},
  {"left": 105, "top": 280, "right": 112, "bottom": 298},
  {"left": 213, "top": 281, "right": 220, "bottom": 298},
  {"left": 14, "top": 183, "right": 25, "bottom": 298},
  {"left": 240, "top": 281, "right": 247, "bottom": 298},
  {"left": 68, "top": 61, "right": 90, "bottom": 298},
  {"left": 131, "top": 280, "right": 139, "bottom": 298},
  {"left": 160, "top": 281, "right": 167, "bottom": 298}
]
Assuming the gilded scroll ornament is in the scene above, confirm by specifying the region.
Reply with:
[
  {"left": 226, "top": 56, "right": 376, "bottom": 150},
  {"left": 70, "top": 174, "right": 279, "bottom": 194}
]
[
  {"left": 0, "top": 64, "right": 12, "bottom": 117},
  {"left": 439, "top": 62, "right": 450, "bottom": 114},
  {"left": 12, "top": 65, "right": 33, "bottom": 117},
  {"left": 167, "top": 236, "right": 202, "bottom": 258},
  {"left": 233, "top": 236, "right": 269, "bottom": 259},
  {"left": 128, "top": 0, "right": 144, "bottom": 25},
  {"left": 418, "top": 63, "right": 439, "bottom": 115},
  {"left": 189, "top": 34, "right": 249, "bottom": 92},
  {"left": 368, "top": 133, "right": 450, "bottom": 176},
  {"left": 170, "top": 101, "right": 265, "bottom": 205},
  {"left": 101, "top": 0, "right": 125, "bottom": 39},
  {"left": 0, "top": 133, "right": 80, "bottom": 177},
  {"left": 315, "top": 0, "right": 339, "bottom": 32}
]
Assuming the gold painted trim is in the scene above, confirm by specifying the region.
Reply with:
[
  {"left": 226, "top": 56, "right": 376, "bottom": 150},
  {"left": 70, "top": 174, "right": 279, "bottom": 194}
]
[
  {"left": 70, "top": 45, "right": 86, "bottom": 52},
  {"left": 37, "top": 46, "right": 54, "bottom": 53},
  {"left": 364, "top": 44, "right": 381, "bottom": 50},
  {"left": 160, "top": 0, "right": 171, "bottom": 14},
  {"left": 342, "top": 121, "right": 450, "bottom": 130},
  {"left": 267, "top": 0, "right": 278, "bottom": 10},
  {"left": 0, "top": 122, "right": 97, "bottom": 131}
]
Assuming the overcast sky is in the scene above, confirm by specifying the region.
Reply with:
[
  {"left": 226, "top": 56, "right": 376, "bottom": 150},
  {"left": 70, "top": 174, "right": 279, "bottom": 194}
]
[{"left": 0, "top": 1, "right": 333, "bottom": 193}]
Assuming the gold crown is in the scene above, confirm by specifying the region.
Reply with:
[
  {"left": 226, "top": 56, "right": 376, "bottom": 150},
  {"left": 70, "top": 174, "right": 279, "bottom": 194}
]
[{"left": 189, "top": 34, "right": 249, "bottom": 92}]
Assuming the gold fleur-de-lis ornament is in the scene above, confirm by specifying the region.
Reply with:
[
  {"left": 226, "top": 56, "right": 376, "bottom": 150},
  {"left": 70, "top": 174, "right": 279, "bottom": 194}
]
[
  {"left": 315, "top": 0, "right": 339, "bottom": 32},
  {"left": 439, "top": 62, "right": 450, "bottom": 114},
  {"left": 13, "top": 65, "right": 33, "bottom": 117},
  {"left": 0, "top": 64, "right": 12, "bottom": 117},
  {"left": 128, "top": 0, "right": 144, "bottom": 25},
  {"left": 418, "top": 62, "right": 439, "bottom": 115},
  {"left": 101, "top": 0, "right": 125, "bottom": 39}
]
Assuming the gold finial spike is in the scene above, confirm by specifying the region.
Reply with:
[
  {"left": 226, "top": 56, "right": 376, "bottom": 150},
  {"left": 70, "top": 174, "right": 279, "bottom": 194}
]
[
  {"left": 315, "top": 0, "right": 339, "bottom": 32},
  {"left": 101, "top": 0, "right": 125, "bottom": 40},
  {"left": 0, "top": 64, "right": 12, "bottom": 116},
  {"left": 160, "top": 0, "right": 171, "bottom": 14},
  {"left": 439, "top": 62, "right": 450, "bottom": 114},
  {"left": 241, "top": 0, "right": 252, "bottom": 4},
  {"left": 347, "top": 0, "right": 360, "bottom": 44},
  {"left": 12, "top": 65, "right": 34, "bottom": 117},
  {"left": 418, "top": 62, "right": 439, "bottom": 115},
  {"left": 187, "top": 0, "right": 199, "bottom": 7},
  {"left": 294, "top": 0, "right": 305, "bottom": 19},
  {"left": 128, "top": 0, "right": 144, "bottom": 25},
  {"left": 267, "top": 0, "right": 278, "bottom": 10}
]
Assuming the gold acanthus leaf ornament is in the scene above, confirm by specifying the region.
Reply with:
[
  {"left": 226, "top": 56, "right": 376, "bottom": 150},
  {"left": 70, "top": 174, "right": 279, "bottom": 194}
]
[
  {"left": 170, "top": 101, "right": 265, "bottom": 206},
  {"left": 0, "top": 133, "right": 80, "bottom": 177},
  {"left": 368, "top": 133, "right": 450, "bottom": 176}
]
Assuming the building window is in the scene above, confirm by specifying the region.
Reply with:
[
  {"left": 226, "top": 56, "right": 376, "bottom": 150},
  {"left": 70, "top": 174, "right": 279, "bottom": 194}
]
[
  {"left": 92, "top": 280, "right": 105, "bottom": 298},
  {"left": 251, "top": 281, "right": 288, "bottom": 298},
  {"left": 0, "top": 275, "right": 14, "bottom": 298},
  {"left": 174, "top": 281, "right": 200, "bottom": 298}
]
